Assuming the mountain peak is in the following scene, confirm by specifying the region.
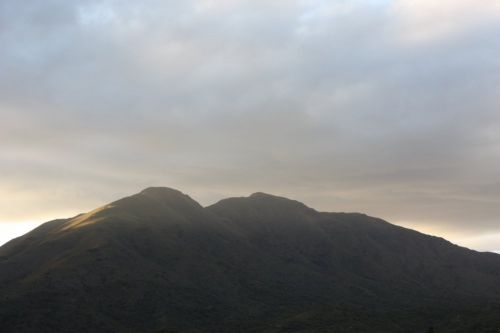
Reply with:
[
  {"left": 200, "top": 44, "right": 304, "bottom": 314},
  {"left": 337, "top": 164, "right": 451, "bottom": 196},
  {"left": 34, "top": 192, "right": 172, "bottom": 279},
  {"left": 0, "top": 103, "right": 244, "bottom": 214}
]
[
  {"left": 248, "top": 192, "right": 314, "bottom": 210},
  {"left": 139, "top": 186, "right": 186, "bottom": 199},
  {"left": 249, "top": 191, "right": 278, "bottom": 198},
  {"left": 60, "top": 187, "right": 202, "bottom": 231},
  {"left": 208, "top": 191, "right": 317, "bottom": 220},
  {"left": 135, "top": 186, "right": 202, "bottom": 209}
]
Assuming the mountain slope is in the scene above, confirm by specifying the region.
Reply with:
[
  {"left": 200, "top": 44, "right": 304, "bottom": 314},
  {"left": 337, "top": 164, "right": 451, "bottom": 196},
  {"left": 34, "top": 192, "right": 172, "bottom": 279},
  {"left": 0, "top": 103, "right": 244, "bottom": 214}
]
[{"left": 1, "top": 187, "right": 499, "bottom": 332}]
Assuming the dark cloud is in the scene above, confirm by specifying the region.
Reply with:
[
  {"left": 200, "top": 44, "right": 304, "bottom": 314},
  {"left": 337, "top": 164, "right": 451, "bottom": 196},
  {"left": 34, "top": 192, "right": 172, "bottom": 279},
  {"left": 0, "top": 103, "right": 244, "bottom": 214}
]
[{"left": 1, "top": 0, "right": 499, "bottom": 250}]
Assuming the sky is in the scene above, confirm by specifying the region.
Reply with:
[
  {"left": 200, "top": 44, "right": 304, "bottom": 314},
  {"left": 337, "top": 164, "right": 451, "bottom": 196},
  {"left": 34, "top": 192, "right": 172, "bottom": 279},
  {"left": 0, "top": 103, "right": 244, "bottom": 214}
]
[{"left": 1, "top": 0, "right": 499, "bottom": 251}]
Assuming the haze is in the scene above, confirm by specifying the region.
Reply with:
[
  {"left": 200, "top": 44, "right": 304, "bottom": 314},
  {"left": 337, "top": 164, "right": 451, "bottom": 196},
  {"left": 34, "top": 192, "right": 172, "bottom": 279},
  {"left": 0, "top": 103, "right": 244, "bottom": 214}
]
[{"left": 1, "top": 0, "right": 499, "bottom": 251}]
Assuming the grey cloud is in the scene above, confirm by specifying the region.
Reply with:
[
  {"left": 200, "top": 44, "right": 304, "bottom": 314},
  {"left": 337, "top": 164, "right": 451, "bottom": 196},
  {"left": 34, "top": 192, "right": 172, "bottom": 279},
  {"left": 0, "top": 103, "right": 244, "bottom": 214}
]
[{"left": 1, "top": 0, "right": 499, "bottom": 250}]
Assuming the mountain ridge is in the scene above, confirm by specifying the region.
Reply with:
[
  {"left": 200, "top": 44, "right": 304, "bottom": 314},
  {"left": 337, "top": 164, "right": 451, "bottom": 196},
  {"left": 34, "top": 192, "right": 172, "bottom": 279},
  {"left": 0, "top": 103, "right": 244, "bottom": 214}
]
[{"left": 1, "top": 187, "right": 499, "bottom": 332}]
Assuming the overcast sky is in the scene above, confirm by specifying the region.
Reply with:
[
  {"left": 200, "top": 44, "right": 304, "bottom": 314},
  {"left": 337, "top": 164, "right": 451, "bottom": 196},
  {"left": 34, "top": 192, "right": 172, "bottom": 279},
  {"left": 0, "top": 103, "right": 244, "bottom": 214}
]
[{"left": 1, "top": 0, "right": 499, "bottom": 251}]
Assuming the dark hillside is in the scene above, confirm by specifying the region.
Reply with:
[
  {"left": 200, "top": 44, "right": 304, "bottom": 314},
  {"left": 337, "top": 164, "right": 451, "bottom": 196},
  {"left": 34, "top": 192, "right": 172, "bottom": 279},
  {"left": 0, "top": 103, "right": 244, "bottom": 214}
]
[{"left": 1, "top": 187, "right": 499, "bottom": 332}]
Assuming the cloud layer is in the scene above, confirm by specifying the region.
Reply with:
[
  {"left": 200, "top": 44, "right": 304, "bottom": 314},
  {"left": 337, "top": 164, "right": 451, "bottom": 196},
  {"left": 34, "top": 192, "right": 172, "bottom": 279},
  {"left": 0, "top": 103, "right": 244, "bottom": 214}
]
[{"left": 1, "top": 0, "right": 500, "bottom": 250}]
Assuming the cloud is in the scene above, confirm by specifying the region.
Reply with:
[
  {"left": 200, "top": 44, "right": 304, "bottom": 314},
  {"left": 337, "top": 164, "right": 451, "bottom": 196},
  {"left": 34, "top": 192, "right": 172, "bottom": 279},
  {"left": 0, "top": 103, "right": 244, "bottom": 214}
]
[
  {"left": 392, "top": 0, "right": 500, "bottom": 43},
  {"left": 1, "top": 0, "right": 499, "bottom": 250}
]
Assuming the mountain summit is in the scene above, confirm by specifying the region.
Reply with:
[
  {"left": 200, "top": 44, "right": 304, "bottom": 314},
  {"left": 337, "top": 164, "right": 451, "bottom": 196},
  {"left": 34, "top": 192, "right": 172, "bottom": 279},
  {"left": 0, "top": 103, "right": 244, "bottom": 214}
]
[{"left": 1, "top": 187, "right": 500, "bottom": 332}]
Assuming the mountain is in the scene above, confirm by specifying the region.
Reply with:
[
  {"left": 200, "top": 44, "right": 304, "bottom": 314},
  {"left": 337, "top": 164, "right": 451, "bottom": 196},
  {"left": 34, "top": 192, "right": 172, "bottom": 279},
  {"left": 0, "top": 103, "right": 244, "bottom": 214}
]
[{"left": 1, "top": 187, "right": 499, "bottom": 333}]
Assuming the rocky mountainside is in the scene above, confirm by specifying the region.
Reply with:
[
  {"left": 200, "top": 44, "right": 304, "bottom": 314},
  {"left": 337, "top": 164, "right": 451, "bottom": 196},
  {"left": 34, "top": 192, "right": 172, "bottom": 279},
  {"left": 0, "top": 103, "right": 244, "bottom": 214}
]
[{"left": 1, "top": 187, "right": 499, "bottom": 332}]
